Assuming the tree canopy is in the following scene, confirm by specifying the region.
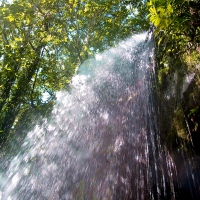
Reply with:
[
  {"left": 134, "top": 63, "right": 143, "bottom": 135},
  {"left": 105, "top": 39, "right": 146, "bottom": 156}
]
[{"left": 0, "top": 0, "right": 150, "bottom": 145}]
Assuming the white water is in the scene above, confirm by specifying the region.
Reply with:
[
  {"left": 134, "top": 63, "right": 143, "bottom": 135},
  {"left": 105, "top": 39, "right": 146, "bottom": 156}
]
[{"left": 0, "top": 33, "right": 197, "bottom": 199}]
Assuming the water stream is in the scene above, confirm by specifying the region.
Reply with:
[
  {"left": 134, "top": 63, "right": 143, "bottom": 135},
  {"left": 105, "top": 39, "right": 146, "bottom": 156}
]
[{"left": 0, "top": 33, "right": 199, "bottom": 199}]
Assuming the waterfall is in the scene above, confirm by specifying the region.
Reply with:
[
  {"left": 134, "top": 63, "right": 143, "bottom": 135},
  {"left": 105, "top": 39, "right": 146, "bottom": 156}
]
[{"left": 0, "top": 33, "right": 199, "bottom": 200}]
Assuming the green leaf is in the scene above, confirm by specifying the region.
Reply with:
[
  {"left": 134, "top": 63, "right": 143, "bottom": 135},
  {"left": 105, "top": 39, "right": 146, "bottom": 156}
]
[{"left": 5, "top": 15, "right": 15, "bottom": 22}]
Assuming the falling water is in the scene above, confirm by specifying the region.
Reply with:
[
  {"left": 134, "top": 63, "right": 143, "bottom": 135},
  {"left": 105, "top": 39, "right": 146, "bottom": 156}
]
[{"left": 0, "top": 33, "right": 199, "bottom": 199}]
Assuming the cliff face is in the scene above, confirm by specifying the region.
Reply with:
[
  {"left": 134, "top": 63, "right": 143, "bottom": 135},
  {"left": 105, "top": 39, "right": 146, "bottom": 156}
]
[
  {"left": 182, "top": 76, "right": 200, "bottom": 153},
  {"left": 155, "top": 39, "right": 200, "bottom": 155},
  {"left": 155, "top": 48, "right": 200, "bottom": 198},
  {"left": 158, "top": 69, "right": 200, "bottom": 153}
]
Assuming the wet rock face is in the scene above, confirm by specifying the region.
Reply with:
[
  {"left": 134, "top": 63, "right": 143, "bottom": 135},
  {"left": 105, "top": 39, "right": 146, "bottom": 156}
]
[
  {"left": 183, "top": 78, "right": 200, "bottom": 153},
  {"left": 156, "top": 64, "right": 200, "bottom": 199}
]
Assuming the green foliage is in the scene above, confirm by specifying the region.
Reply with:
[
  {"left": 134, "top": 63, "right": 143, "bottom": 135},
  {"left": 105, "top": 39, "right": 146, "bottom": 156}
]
[
  {"left": 147, "top": 0, "right": 200, "bottom": 66},
  {"left": 157, "top": 65, "right": 169, "bottom": 88},
  {"left": 0, "top": 0, "right": 149, "bottom": 146},
  {"left": 174, "top": 108, "right": 188, "bottom": 141},
  {"left": 147, "top": 0, "right": 173, "bottom": 29},
  {"left": 189, "top": 106, "right": 200, "bottom": 116}
]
